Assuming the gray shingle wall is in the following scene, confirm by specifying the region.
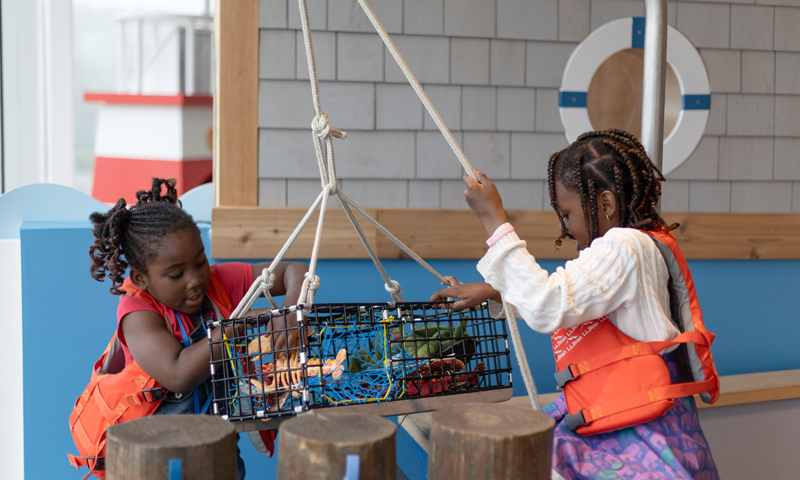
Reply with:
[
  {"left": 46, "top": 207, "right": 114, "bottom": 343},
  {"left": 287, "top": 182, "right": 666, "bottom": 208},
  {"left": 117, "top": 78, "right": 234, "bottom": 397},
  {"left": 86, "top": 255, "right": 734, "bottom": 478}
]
[{"left": 258, "top": 0, "right": 800, "bottom": 212}]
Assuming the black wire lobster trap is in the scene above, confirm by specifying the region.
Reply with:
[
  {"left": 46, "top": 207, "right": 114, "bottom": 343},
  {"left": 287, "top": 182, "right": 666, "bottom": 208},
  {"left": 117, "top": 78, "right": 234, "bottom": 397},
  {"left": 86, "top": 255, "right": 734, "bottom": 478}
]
[{"left": 208, "top": 302, "right": 513, "bottom": 422}]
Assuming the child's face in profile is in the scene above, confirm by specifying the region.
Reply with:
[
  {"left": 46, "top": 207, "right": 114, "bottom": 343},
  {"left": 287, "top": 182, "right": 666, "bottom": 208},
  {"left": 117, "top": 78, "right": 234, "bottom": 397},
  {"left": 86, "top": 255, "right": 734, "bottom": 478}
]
[
  {"left": 136, "top": 228, "right": 211, "bottom": 316},
  {"left": 554, "top": 181, "right": 590, "bottom": 251}
]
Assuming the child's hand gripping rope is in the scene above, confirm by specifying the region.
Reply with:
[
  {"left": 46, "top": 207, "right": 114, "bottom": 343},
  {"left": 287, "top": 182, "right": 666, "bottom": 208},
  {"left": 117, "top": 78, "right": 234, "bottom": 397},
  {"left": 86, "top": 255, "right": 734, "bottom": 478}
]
[{"left": 463, "top": 170, "right": 509, "bottom": 237}]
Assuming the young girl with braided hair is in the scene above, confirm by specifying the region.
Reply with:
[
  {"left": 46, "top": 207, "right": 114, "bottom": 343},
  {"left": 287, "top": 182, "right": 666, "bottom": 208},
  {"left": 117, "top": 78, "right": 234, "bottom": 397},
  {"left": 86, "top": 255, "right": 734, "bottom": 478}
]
[
  {"left": 432, "top": 129, "right": 719, "bottom": 479},
  {"left": 89, "top": 178, "right": 308, "bottom": 479}
]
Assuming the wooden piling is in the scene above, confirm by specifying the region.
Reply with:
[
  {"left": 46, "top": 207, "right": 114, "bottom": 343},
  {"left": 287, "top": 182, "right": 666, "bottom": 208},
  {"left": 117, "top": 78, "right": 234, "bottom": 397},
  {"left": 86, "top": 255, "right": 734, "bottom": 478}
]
[
  {"left": 428, "top": 403, "right": 555, "bottom": 480},
  {"left": 105, "top": 414, "right": 237, "bottom": 480},
  {"left": 278, "top": 411, "right": 397, "bottom": 480}
]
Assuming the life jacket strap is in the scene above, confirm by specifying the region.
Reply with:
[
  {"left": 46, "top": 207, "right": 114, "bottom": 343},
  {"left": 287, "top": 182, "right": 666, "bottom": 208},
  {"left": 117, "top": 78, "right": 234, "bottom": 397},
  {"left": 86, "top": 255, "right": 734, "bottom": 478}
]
[
  {"left": 67, "top": 453, "right": 105, "bottom": 480},
  {"left": 67, "top": 453, "right": 90, "bottom": 468},
  {"left": 567, "top": 377, "right": 718, "bottom": 431},
  {"left": 555, "top": 330, "right": 709, "bottom": 388}
]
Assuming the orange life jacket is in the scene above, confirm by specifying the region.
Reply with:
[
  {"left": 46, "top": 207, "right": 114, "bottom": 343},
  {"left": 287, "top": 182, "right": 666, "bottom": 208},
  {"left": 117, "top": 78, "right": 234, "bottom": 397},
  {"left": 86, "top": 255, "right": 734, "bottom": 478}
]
[
  {"left": 67, "top": 269, "right": 234, "bottom": 479},
  {"left": 550, "top": 230, "right": 720, "bottom": 436}
]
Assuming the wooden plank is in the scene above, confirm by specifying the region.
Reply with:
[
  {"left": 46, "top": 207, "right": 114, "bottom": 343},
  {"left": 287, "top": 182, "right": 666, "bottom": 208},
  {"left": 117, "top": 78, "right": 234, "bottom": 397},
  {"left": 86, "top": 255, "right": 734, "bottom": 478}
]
[
  {"left": 663, "top": 212, "right": 800, "bottom": 260},
  {"left": 697, "top": 368, "right": 800, "bottom": 409},
  {"left": 211, "top": 206, "right": 380, "bottom": 259},
  {"left": 214, "top": 0, "right": 259, "bottom": 207},
  {"left": 507, "top": 369, "right": 800, "bottom": 411},
  {"left": 212, "top": 208, "right": 800, "bottom": 260}
]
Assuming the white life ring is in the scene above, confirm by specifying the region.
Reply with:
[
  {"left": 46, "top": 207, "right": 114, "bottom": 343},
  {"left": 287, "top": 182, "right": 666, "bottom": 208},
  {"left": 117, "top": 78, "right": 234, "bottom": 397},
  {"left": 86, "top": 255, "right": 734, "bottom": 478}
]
[{"left": 559, "top": 17, "right": 710, "bottom": 175}]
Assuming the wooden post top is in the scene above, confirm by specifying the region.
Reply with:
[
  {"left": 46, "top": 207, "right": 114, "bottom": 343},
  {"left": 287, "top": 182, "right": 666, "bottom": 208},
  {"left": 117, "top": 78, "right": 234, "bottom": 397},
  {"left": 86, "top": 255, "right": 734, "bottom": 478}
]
[
  {"left": 106, "top": 414, "right": 236, "bottom": 449},
  {"left": 281, "top": 411, "right": 396, "bottom": 445},
  {"left": 431, "top": 402, "right": 555, "bottom": 438}
]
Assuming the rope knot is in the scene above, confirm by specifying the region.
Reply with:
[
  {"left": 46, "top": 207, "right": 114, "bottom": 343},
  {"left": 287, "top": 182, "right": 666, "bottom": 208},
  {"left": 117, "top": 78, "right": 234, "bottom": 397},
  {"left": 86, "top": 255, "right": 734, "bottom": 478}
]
[
  {"left": 324, "top": 181, "right": 337, "bottom": 196},
  {"left": 260, "top": 268, "right": 276, "bottom": 290},
  {"left": 311, "top": 112, "right": 347, "bottom": 140},
  {"left": 384, "top": 280, "right": 402, "bottom": 296},
  {"left": 304, "top": 272, "right": 321, "bottom": 290}
]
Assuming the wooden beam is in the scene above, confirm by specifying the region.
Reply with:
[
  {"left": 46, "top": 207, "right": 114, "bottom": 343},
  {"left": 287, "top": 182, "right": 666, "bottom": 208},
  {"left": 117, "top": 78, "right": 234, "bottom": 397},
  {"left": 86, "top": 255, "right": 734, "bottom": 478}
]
[
  {"left": 214, "top": 0, "right": 259, "bottom": 207},
  {"left": 212, "top": 208, "right": 800, "bottom": 260},
  {"left": 212, "top": 206, "right": 380, "bottom": 259},
  {"left": 376, "top": 209, "right": 577, "bottom": 260},
  {"left": 699, "top": 368, "right": 800, "bottom": 409},
  {"left": 663, "top": 212, "right": 800, "bottom": 259},
  {"left": 508, "top": 369, "right": 800, "bottom": 411}
]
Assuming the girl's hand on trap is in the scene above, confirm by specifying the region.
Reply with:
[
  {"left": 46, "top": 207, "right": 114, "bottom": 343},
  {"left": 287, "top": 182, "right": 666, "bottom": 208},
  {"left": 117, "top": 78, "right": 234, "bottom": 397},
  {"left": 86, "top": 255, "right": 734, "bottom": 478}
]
[
  {"left": 430, "top": 276, "right": 502, "bottom": 311},
  {"left": 463, "top": 170, "right": 508, "bottom": 236},
  {"left": 247, "top": 308, "right": 300, "bottom": 353}
]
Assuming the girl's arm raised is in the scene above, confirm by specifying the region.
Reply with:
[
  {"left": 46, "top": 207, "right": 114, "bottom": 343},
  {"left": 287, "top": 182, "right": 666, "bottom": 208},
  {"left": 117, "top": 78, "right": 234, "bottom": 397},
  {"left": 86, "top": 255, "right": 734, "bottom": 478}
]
[{"left": 477, "top": 229, "right": 645, "bottom": 333}]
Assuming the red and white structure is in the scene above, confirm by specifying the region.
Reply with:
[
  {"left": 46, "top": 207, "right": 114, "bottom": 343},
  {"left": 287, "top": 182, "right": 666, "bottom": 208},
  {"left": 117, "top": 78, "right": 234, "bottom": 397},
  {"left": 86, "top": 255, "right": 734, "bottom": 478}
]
[{"left": 86, "top": 14, "right": 214, "bottom": 203}]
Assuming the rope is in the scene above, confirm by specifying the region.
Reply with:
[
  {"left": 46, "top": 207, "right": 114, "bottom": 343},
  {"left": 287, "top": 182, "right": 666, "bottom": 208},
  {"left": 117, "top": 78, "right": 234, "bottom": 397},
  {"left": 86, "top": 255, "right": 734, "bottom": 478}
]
[
  {"left": 230, "top": 190, "right": 325, "bottom": 318},
  {"left": 335, "top": 189, "right": 448, "bottom": 284},
  {"left": 355, "top": 0, "right": 476, "bottom": 182},
  {"left": 298, "top": 183, "right": 332, "bottom": 304},
  {"left": 228, "top": 0, "right": 541, "bottom": 420},
  {"left": 504, "top": 302, "right": 541, "bottom": 411},
  {"left": 338, "top": 197, "right": 405, "bottom": 302}
]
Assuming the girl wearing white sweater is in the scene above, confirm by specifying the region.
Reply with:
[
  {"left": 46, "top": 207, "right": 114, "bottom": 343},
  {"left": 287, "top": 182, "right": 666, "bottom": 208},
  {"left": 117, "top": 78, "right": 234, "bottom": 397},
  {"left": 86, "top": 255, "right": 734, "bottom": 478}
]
[{"left": 433, "top": 129, "right": 719, "bottom": 480}]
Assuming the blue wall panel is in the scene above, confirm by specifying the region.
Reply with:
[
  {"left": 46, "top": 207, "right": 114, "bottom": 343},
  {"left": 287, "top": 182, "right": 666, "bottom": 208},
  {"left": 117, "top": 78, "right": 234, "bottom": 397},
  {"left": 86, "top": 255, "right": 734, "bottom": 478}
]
[
  {"left": 19, "top": 222, "right": 800, "bottom": 479},
  {"left": 20, "top": 223, "right": 121, "bottom": 479},
  {"left": 686, "top": 260, "right": 800, "bottom": 375}
]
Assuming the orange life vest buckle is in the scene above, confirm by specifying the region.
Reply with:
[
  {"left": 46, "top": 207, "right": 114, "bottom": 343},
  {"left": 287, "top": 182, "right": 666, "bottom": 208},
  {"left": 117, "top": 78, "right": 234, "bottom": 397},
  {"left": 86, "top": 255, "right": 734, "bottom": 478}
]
[
  {"left": 565, "top": 409, "right": 590, "bottom": 431},
  {"left": 555, "top": 365, "right": 577, "bottom": 388},
  {"left": 142, "top": 387, "right": 168, "bottom": 403}
]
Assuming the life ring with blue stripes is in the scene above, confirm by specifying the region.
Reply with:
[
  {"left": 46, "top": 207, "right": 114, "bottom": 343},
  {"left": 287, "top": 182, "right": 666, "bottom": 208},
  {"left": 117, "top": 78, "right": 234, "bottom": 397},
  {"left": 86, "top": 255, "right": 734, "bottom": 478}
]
[{"left": 559, "top": 17, "right": 710, "bottom": 175}]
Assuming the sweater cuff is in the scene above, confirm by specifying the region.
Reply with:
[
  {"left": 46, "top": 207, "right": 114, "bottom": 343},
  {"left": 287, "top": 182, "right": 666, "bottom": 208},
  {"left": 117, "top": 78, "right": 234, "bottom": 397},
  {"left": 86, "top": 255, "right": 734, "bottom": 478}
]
[
  {"left": 477, "top": 230, "right": 523, "bottom": 277},
  {"left": 486, "top": 222, "right": 514, "bottom": 247}
]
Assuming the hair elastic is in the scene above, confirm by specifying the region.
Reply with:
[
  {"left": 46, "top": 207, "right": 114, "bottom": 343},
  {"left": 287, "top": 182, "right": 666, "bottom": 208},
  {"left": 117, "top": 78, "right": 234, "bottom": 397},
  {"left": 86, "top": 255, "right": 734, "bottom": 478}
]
[{"left": 487, "top": 223, "right": 515, "bottom": 247}]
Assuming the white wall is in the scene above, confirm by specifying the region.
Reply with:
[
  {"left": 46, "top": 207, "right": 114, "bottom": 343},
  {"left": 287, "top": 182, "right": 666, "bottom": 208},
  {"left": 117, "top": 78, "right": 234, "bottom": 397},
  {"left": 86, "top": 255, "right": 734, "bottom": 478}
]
[
  {"left": 0, "top": 239, "right": 24, "bottom": 480},
  {"left": 699, "top": 398, "right": 800, "bottom": 480},
  {"left": 1, "top": 0, "right": 75, "bottom": 194}
]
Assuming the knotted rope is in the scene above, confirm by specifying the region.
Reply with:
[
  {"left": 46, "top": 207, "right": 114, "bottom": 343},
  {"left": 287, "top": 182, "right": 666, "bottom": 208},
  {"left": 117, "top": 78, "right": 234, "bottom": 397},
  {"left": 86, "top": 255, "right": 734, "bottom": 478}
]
[
  {"left": 311, "top": 112, "right": 346, "bottom": 140},
  {"left": 229, "top": 0, "right": 541, "bottom": 413}
]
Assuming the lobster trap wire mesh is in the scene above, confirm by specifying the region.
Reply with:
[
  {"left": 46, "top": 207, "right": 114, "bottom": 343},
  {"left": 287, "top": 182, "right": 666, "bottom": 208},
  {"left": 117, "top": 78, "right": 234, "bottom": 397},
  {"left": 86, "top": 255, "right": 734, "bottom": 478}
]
[{"left": 208, "top": 302, "right": 512, "bottom": 421}]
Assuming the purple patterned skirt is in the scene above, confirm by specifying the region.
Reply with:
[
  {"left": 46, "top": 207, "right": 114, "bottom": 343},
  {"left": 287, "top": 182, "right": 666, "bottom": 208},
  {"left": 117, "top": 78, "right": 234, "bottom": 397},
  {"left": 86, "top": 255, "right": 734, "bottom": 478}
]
[{"left": 542, "top": 355, "right": 719, "bottom": 480}]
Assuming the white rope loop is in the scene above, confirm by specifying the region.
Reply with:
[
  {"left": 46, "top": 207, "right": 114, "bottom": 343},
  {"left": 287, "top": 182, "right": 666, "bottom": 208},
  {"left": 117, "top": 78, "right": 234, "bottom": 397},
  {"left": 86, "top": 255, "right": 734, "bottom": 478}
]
[
  {"left": 384, "top": 280, "right": 403, "bottom": 302},
  {"left": 230, "top": 268, "right": 278, "bottom": 319},
  {"left": 299, "top": 272, "right": 321, "bottom": 306},
  {"left": 260, "top": 268, "right": 279, "bottom": 309},
  {"left": 261, "top": 268, "right": 275, "bottom": 290}
]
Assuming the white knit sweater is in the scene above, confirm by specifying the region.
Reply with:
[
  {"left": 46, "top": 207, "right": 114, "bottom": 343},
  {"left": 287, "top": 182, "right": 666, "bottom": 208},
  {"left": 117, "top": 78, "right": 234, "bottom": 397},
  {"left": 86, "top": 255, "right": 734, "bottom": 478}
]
[{"left": 477, "top": 227, "right": 680, "bottom": 343}]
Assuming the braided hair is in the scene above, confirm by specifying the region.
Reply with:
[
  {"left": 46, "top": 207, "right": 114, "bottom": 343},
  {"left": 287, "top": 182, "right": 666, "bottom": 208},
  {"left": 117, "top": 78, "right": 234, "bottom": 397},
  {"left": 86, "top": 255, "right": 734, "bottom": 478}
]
[
  {"left": 547, "top": 128, "right": 676, "bottom": 247},
  {"left": 89, "top": 178, "right": 200, "bottom": 295}
]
